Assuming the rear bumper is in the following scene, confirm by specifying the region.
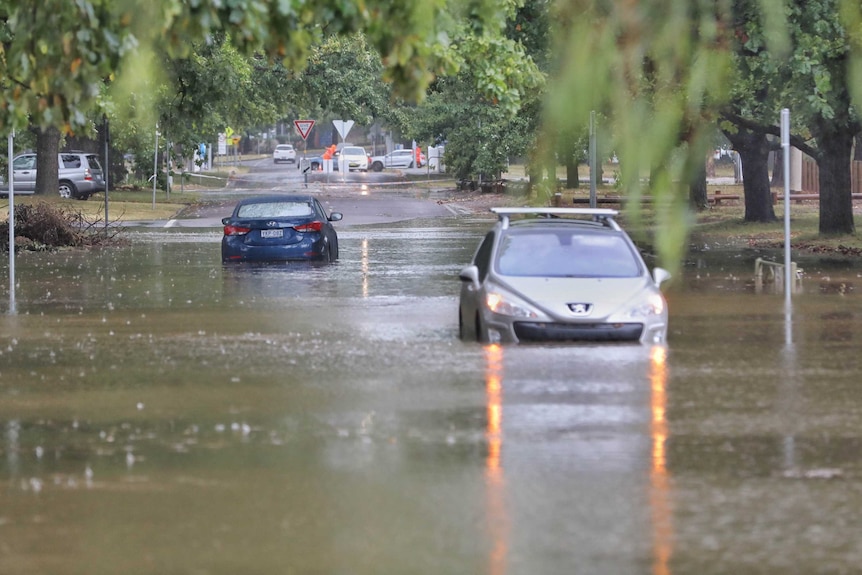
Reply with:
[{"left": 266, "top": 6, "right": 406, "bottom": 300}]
[{"left": 221, "top": 236, "right": 326, "bottom": 262}]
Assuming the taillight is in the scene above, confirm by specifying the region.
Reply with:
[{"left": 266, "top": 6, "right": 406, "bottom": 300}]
[
  {"left": 223, "top": 225, "right": 251, "bottom": 236},
  {"left": 294, "top": 221, "right": 322, "bottom": 233},
  {"left": 84, "top": 168, "right": 92, "bottom": 181}
]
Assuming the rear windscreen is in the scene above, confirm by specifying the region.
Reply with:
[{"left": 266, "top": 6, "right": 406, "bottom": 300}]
[
  {"left": 86, "top": 155, "right": 103, "bottom": 170},
  {"left": 237, "top": 202, "right": 313, "bottom": 218}
]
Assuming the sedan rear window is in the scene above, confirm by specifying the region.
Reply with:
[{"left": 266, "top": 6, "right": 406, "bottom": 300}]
[
  {"left": 496, "top": 230, "right": 641, "bottom": 278},
  {"left": 341, "top": 147, "right": 365, "bottom": 155},
  {"left": 237, "top": 202, "right": 313, "bottom": 218}
]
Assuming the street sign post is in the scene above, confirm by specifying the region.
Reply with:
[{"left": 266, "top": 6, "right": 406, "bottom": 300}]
[
  {"left": 332, "top": 120, "right": 354, "bottom": 180},
  {"left": 332, "top": 120, "right": 354, "bottom": 142},
  {"left": 294, "top": 120, "right": 315, "bottom": 141}
]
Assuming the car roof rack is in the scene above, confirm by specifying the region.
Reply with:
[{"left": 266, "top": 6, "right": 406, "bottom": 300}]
[{"left": 490, "top": 207, "right": 619, "bottom": 230}]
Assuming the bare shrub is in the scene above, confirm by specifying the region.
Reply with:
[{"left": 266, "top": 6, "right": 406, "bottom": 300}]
[{"left": 1, "top": 202, "right": 125, "bottom": 252}]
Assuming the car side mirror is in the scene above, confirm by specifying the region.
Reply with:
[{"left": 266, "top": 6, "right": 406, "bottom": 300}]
[
  {"left": 329, "top": 212, "right": 343, "bottom": 222},
  {"left": 459, "top": 265, "right": 480, "bottom": 288},
  {"left": 221, "top": 217, "right": 230, "bottom": 225},
  {"left": 653, "top": 267, "right": 671, "bottom": 287}
]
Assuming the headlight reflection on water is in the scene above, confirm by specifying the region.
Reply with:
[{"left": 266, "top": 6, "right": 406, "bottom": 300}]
[
  {"left": 649, "top": 345, "right": 673, "bottom": 575},
  {"left": 484, "top": 343, "right": 508, "bottom": 575}
]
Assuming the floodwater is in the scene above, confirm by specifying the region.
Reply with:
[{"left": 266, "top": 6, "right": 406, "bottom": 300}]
[{"left": 2, "top": 217, "right": 862, "bottom": 574}]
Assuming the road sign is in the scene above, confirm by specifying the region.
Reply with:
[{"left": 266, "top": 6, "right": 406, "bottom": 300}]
[
  {"left": 332, "top": 120, "right": 354, "bottom": 141},
  {"left": 294, "top": 120, "right": 315, "bottom": 141}
]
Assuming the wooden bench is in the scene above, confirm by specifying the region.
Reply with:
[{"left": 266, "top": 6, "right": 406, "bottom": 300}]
[
  {"left": 571, "top": 193, "right": 740, "bottom": 206},
  {"left": 771, "top": 193, "right": 862, "bottom": 204},
  {"left": 708, "top": 192, "right": 740, "bottom": 205}
]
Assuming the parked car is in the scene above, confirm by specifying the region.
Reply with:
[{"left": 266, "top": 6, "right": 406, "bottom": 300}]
[
  {"left": 338, "top": 146, "right": 369, "bottom": 171},
  {"left": 221, "top": 195, "right": 343, "bottom": 263},
  {"left": 458, "top": 207, "right": 671, "bottom": 345},
  {"left": 0, "top": 152, "right": 105, "bottom": 200},
  {"left": 305, "top": 142, "right": 353, "bottom": 171},
  {"left": 272, "top": 144, "right": 296, "bottom": 164},
  {"left": 369, "top": 149, "right": 418, "bottom": 171}
]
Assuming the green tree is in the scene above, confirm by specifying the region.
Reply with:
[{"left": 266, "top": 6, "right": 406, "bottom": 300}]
[
  {"left": 724, "top": 0, "right": 858, "bottom": 235},
  {"left": 405, "top": 0, "right": 546, "bottom": 182},
  {"left": 295, "top": 34, "right": 390, "bottom": 127}
]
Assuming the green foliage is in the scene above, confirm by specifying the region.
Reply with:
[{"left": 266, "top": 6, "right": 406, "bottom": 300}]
[
  {"left": 0, "top": 0, "right": 475, "bottom": 134},
  {"left": 0, "top": 0, "right": 135, "bottom": 131},
  {"left": 404, "top": 0, "right": 546, "bottom": 181},
  {"left": 543, "top": 0, "right": 740, "bottom": 273},
  {"left": 295, "top": 34, "right": 389, "bottom": 125}
]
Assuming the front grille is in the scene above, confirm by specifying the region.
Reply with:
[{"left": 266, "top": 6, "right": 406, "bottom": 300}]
[{"left": 514, "top": 322, "right": 643, "bottom": 343}]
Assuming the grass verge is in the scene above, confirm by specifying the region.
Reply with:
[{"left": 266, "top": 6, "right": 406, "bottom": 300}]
[{"left": 1, "top": 190, "right": 199, "bottom": 222}]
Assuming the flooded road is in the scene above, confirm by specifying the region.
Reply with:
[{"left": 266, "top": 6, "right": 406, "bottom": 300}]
[{"left": 2, "top": 211, "right": 862, "bottom": 574}]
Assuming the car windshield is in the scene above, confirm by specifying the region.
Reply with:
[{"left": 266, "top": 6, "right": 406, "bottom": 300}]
[
  {"left": 237, "top": 201, "right": 313, "bottom": 218},
  {"left": 495, "top": 229, "right": 641, "bottom": 278},
  {"left": 341, "top": 147, "right": 365, "bottom": 156}
]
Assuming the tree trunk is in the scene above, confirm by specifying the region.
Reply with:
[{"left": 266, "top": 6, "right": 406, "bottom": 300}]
[
  {"left": 689, "top": 163, "right": 708, "bottom": 210},
  {"left": 35, "top": 126, "right": 60, "bottom": 197},
  {"left": 527, "top": 160, "right": 543, "bottom": 197},
  {"left": 726, "top": 128, "right": 776, "bottom": 222},
  {"left": 566, "top": 159, "right": 579, "bottom": 189},
  {"left": 815, "top": 127, "right": 855, "bottom": 235},
  {"left": 561, "top": 130, "right": 580, "bottom": 188}
]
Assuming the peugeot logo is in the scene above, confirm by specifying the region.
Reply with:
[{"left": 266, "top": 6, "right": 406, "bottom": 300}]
[
  {"left": 266, "top": 221, "right": 278, "bottom": 227},
  {"left": 567, "top": 303, "right": 593, "bottom": 316}
]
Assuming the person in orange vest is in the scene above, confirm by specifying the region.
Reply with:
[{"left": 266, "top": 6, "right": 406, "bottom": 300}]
[
  {"left": 414, "top": 145, "right": 422, "bottom": 168},
  {"left": 321, "top": 145, "right": 336, "bottom": 171}
]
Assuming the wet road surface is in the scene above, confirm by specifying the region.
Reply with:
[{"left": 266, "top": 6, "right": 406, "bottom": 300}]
[{"left": 2, "top": 196, "right": 862, "bottom": 573}]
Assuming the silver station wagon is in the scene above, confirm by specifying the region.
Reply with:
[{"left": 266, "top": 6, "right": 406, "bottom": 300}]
[
  {"left": 458, "top": 207, "right": 671, "bottom": 345},
  {"left": 1, "top": 152, "right": 105, "bottom": 200}
]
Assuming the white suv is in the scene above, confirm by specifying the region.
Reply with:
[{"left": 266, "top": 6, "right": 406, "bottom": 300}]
[
  {"left": 0, "top": 152, "right": 106, "bottom": 200},
  {"left": 273, "top": 144, "right": 296, "bottom": 164}
]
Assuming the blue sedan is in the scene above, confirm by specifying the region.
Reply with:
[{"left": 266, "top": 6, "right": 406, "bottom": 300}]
[{"left": 221, "top": 195, "right": 342, "bottom": 263}]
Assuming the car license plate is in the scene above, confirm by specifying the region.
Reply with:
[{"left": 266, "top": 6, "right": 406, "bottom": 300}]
[{"left": 260, "top": 229, "right": 283, "bottom": 239}]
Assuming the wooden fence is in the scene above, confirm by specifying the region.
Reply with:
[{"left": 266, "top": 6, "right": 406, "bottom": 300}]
[{"left": 800, "top": 156, "right": 862, "bottom": 194}]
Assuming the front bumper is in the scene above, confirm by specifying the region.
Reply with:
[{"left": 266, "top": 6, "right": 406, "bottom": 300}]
[{"left": 484, "top": 316, "right": 667, "bottom": 345}]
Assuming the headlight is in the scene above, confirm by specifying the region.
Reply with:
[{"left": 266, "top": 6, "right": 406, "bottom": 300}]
[
  {"left": 626, "top": 292, "right": 666, "bottom": 318},
  {"left": 485, "top": 289, "right": 539, "bottom": 319}
]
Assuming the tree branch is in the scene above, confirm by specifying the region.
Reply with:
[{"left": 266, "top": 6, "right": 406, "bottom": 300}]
[{"left": 721, "top": 111, "right": 820, "bottom": 159}]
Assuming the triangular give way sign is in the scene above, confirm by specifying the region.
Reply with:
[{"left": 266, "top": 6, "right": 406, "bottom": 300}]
[{"left": 294, "top": 120, "right": 315, "bottom": 140}]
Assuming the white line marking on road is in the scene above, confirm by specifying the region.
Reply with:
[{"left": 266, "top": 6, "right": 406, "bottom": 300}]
[{"left": 164, "top": 219, "right": 177, "bottom": 228}]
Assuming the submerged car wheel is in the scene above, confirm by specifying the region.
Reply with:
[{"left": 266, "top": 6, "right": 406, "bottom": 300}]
[
  {"left": 475, "top": 312, "right": 486, "bottom": 343},
  {"left": 58, "top": 180, "right": 78, "bottom": 199}
]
